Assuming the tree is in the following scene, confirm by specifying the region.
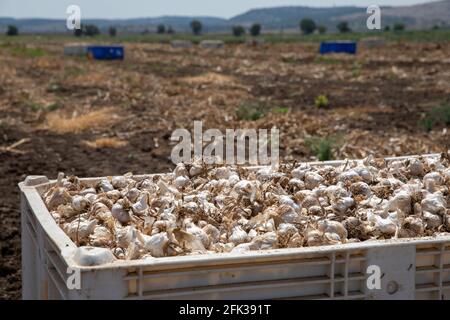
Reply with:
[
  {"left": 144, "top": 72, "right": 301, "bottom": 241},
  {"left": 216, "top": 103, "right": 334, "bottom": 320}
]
[
  {"left": 108, "top": 27, "right": 117, "bottom": 37},
  {"left": 384, "top": 25, "right": 391, "bottom": 32},
  {"left": 337, "top": 21, "right": 351, "bottom": 33},
  {"left": 393, "top": 22, "right": 405, "bottom": 31},
  {"left": 232, "top": 25, "right": 245, "bottom": 37},
  {"left": 157, "top": 24, "right": 166, "bottom": 34},
  {"left": 167, "top": 26, "right": 175, "bottom": 34},
  {"left": 190, "top": 20, "right": 202, "bottom": 35},
  {"left": 317, "top": 25, "right": 327, "bottom": 34},
  {"left": 6, "top": 25, "right": 18, "bottom": 36},
  {"left": 300, "top": 18, "right": 316, "bottom": 34},
  {"left": 84, "top": 24, "right": 100, "bottom": 36},
  {"left": 74, "top": 26, "right": 83, "bottom": 37},
  {"left": 250, "top": 23, "right": 261, "bottom": 37}
]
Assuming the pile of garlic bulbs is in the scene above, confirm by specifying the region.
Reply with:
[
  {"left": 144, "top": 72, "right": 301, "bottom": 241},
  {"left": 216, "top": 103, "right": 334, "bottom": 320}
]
[{"left": 42, "top": 155, "right": 450, "bottom": 260}]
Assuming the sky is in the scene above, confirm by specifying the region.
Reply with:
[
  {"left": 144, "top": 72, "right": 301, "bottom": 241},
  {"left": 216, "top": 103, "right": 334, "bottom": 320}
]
[{"left": 0, "top": 0, "right": 437, "bottom": 19}]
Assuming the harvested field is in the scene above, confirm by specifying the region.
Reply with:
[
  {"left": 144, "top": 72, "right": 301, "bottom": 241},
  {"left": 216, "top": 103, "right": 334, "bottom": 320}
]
[{"left": 0, "top": 37, "right": 449, "bottom": 299}]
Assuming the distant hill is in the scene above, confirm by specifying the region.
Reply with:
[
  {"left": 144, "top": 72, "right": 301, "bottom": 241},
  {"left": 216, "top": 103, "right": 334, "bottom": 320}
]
[
  {"left": 229, "top": 6, "right": 364, "bottom": 30},
  {"left": 0, "top": 16, "right": 229, "bottom": 34},
  {"left": 338, "top": 0, "right": 450, "bottom": 30},
  {"left": 0, "top": 0, "right": 448, "bottom": 34}
]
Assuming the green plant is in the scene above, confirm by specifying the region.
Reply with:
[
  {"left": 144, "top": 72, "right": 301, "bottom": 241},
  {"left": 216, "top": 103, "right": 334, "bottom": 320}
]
[
  {"left": 337, "top": 21, "right": 351, "bottom": 33},
  {"left": 10, "top": 46, "right": 46, "bottom": 58},
  {"left": 25, "top": 102, "right": 43, "bottom": 111},
  {"left": 305, "top": 136, "right": 334, "bottom": 161},
  {"left": 250, "top": 23, "right": 261, "bottom": 37},
  {"left": 232, "top": 25, "right": 245, "bottom": 37},
  {"left": 431, "top": 103, "right": 450, "bottom": 125},
  {"left": 274, "top": 107, "right": 289, "bottom": 114},
  {"left": 418, "top": 118, "right": 435, "bottom": 132},
  {"left": 315, "top": 94, "right": 329, "bottom": 108},
  {"left": 47, "top": 103, "right": 63, "bottom": 111},
  {"left": 300, "top": 18, "right": 316, "bottom": 35},
  {"left": 235, "top": 103, "right": 269, "bottom": 121},
  {"left": 317, "top": 25, "right": 327, "bottom": 34},
  {"left": 418, "top": 103, "right": 450, "bottom": 131},
  {"left": 393, "top": 23, "right": 405, "bottom": 32}
]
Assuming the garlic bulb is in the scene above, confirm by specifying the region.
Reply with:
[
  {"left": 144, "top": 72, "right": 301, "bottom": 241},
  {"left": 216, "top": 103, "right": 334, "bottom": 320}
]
[
  {"left": 140, "top": 232, "right": 169, "bottom": 257},
  {"left": 174, "top": 163, "right": 189, "bottom": 178},
  {"left": 99, "top": 180, "right": 114, "bottom": 192},
  {"left": 203, "top": 224, "right": 220, "bottom": 243},
  {"left": 45, "top": 187, "right": 72, "bottom": 210},
  {"left": 186, "top": 222, "right": 211, "bottom": 248},
  {"left": 399, "top": 216, "right": 424, "bottom": 238},
  {"left": 367, "top": 211, "right": 397, "bottom": 235},
  {"left": 112, "top": 176, "right": 127, "bottom": 189},
  {"left": 131, "top": 193, "right": 149, "bottom": 215},
  {"left": 331, "top": 197, "right": 354, "bottom": 215},
  {"left": 423, "top": 211, "right": 442, "bottom": 229},
  {"left": 350, "top": 182, "right": 372, "bottom": 198},
  {"left": 43, "top": 155, "right": 450, "bottom": 261},
  {"left": 317, "top": 220, "right": 347, "bottom": 240},
  {"left": 384, "top": 190, "right": 411, "bottom": 215},
  {"left": 307, "top": 230, "right": 324, "bottom": 247},
  {"left": 229, "top": 226, "right": 248, "bottom": 245},
  {"left": 421, "top": 193, "right": 446, "bottom": 215},
  {"left": 254, "top": 232, "right": 278, "bottom": 250},
  {"left": 339, "top": 170, "right": 360, "bottom": 183},
  {"left": 289, "top": 178, "right": 305, "bottom": 190},
  {"left": 304, "top": 172, "right": 323, "bottom": 189},
  {"left": 90, "top": 226, "right": 113, "bottom": 246},
  {"left": 126, "top": 188, "right": 140, "bottom": 202},
  {"left": 174, "top": 176, "right": 189, "bottom": 189},
  {"left": 291, "top": 165, "right": 310, "bottom": 179},
  {"left": 80, "top": 188, "right": 96, "bottom": 196},
  {"left": 64, "top": 218, "right": 97, "bottom": 243},
  {"left": 71, "top": 195, "right": 89, "bottom": 212},
  {"left": 189, "top": 164, "right": 203, "bottom": 177},
  {"left": 112, "top": 203, "right": 131, "bottom": 224},
  {"left": 408, "top": 158, "right": 423, "bottom": 176},
  {"left": 116, "top": 226, "right": 134, "bottom": 247}
]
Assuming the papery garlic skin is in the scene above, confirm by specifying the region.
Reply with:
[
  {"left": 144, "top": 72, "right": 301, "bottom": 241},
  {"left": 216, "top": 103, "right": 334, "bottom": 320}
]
[{"left": 43, "top": 155, "right": 450, "bottom": 260}]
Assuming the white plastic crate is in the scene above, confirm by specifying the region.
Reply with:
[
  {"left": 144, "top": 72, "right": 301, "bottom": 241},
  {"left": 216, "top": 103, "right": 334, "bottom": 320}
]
[
  {"left": 200, "top": 40, "right": 224, "bottom": 49},
  {"left": 63, "top": 43, "right": 88, "bottom": 56},
  {"left": 19, "top": 154, "right": 450, "bottom": 300}
]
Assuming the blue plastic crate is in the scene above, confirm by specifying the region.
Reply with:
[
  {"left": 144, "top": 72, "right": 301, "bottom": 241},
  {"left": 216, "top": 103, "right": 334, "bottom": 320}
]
[
  {"left": 320, "top": 41, "right": 357, "bottom": 55},
  {"left": 87, "top": 45, "right": 124, "bottom": 60}
]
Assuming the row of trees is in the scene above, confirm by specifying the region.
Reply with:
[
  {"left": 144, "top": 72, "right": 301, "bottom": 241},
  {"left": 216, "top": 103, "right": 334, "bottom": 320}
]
[
  {"left": 299, "top": 18, "right": 407, "bottom": 34},
  {"left": 3, "top": 20, "right": 409, "bottom": 37},
  {"left": 190, "top": 21, "right": 261, "bottom": 36},
  {"left": 300, "top": 18, "right": 350, "bottom": 34},
  {"left": 72, "top": 20, "right": 404, "bottom": 37},
  {"left": 156, "top": 24, "right": 175, "bottom": 34}
]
